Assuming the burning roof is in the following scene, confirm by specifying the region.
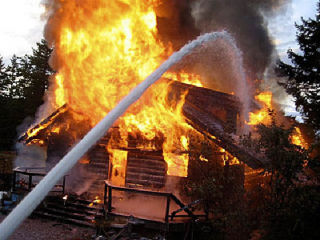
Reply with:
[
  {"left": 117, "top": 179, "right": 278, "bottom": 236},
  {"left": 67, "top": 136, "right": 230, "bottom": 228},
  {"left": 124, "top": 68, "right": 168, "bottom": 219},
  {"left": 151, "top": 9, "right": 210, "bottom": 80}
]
[
  {"left": 20, "top": 81, "right": 267, "bottom": 171},
  {"left": 18, "top": 104, "right": 91, "bottom": 147}
]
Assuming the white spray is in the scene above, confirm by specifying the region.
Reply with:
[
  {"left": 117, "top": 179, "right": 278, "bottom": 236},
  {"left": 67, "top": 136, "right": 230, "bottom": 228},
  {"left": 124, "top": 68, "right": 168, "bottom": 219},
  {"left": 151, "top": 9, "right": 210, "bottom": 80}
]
[
  {"left": 0, "top": 31, "right": 244, "bottom": 239},
  {"left": 227, "top": 38, "right": 250, "bottom": 130}
]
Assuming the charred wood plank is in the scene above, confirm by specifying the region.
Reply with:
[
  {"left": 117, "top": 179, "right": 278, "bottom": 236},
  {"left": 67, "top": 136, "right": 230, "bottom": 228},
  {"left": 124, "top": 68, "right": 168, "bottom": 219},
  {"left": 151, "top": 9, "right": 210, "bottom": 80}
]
[
  {"left": 168, "top": 81, "right": 242, "bottom": 112},
  {"left": 183, "top": 102, "right": 268, "bottom": 169},
  {"left": 18, "top": 104, "right": 68, "bottom": 143}
]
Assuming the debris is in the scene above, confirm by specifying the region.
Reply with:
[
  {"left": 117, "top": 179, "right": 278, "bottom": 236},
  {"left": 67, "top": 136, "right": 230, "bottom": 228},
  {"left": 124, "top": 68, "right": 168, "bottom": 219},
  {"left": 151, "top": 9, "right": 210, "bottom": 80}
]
[{"left": 95, "top": 235, "right": 107, "bottom": 240}]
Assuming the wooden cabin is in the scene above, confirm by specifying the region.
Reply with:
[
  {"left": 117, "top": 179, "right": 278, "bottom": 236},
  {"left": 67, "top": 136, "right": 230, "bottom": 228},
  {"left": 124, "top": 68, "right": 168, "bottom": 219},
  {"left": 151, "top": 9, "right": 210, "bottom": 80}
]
[{"left": 18, "top": 81, "right": 266, "bottom": 197}]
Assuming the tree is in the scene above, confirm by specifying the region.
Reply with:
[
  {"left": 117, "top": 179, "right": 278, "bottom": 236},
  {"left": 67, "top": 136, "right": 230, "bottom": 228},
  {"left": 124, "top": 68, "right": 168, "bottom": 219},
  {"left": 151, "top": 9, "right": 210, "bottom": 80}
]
[
  {"left": 3, "top": 55, "right": 25, "bottom": 99},
  {"left": 0, "top": 56, "right": 7, "bottom": 89},
  {"left": 245, "top": 117, "right": 320, "bottom": 240},
  {"left": 19, "top": 39, "right": 53, "bottom": 115},
  {"left": 183, "top": 135, "right": 251, "bottom": 240},
  {"left": 276, "top": 2, "right": 320, "bottom": 133},
  {"left": 0, "top": 40, "right": 53, "bottom": 150}
]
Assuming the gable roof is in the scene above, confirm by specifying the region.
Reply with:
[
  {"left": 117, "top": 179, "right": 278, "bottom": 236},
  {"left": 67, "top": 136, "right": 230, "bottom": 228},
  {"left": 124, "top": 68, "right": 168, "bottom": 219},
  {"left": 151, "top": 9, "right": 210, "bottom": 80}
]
[
  {"left": 19, "top": 81, "right": 268, "bottom": 169},
  {"left": 168, "top": 81, "right": 267, "bottom": 169}
]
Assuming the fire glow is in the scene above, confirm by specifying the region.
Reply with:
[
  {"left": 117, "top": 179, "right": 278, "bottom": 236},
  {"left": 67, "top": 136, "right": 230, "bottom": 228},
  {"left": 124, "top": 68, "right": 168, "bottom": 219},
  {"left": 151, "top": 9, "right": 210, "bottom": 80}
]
[
  {"left": 247, "top": 92, "right": 308, "bottom": 149},
  {"left": 42, "top": 0, "right": 204, "bottom": 179},
  {"left": 291, "top": 127, "right": 308, "bottom": 149},
  {"left": 247, "top": 91, "right": 273, "bottom": 126}
]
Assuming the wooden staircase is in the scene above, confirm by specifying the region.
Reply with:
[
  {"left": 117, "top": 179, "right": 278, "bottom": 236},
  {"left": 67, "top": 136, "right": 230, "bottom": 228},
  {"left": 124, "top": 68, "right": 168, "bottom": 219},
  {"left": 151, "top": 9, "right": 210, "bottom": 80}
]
[{"left": 33, "top": 195, "right": 103, "bottom": 228}]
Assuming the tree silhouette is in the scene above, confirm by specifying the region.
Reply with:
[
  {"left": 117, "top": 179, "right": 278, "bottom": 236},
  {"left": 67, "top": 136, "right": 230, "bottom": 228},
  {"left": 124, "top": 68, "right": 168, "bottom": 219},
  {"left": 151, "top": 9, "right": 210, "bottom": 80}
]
[
  {"left": 0, "top": 56, "right": 7, "bottom": 90},
  {"left": 19, "top": 39, "right": 53, "bottom": 115},
  {"left": 0, "top": 40, "right": 53, "bottom": 150},
  {"left": 276, "top": 2, "right": 320, "bottom": 133}
]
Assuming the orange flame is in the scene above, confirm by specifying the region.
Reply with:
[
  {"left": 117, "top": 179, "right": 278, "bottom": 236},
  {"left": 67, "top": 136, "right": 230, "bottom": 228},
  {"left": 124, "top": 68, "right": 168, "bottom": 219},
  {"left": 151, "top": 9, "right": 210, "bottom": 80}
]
[
  {"left": 291, "top": 127, "right": 308, "bottom": 149},
  {"left": 25, "top": 106, "right": 68, "bottom": 140},
  {"left": 199, "top": 155, "right": 209, "bottom": 162},
  {"left": 247, "top": 91, "right": 273, "bottom": 126},
  {"left": 163, "top": 71, "right": 203, "bottom": 87},
  {"left": 89, "top": 196, "right": 102, "bottom": 207},
  {"left": 108, "top": 149, "right": 128, "bottom": 186},
  {"left": 30, "top": 0, "right": 210, "bottom": 183}
]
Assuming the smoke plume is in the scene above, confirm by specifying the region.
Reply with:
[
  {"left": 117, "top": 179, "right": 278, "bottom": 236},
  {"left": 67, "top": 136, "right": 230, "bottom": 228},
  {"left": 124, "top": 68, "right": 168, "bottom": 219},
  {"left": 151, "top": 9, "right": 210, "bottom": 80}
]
[{"left": 156, "top": 0, "right": 291, "bottom": 89}]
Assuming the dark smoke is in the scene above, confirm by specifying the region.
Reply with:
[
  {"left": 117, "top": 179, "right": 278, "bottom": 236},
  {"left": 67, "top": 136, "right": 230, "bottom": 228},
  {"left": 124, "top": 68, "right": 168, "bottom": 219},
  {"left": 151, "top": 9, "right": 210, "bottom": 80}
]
[
  {"left": 155, "top": 0, "right": 200, "bottom": 50},
  {"left": 156, "top": 0, "right": 291, "bottom": 89}
]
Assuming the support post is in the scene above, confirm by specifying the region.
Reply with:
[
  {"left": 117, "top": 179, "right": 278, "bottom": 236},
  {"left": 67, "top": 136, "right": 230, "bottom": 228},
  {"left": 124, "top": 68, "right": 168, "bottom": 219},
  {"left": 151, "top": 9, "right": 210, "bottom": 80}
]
[
  {"left": 12, "top": 172, "right": 16, "bottom": 192},
  {"left": 62, "top": 176, "right": 66, "bottom": 195},
  {"left": 107, "top": 186, "right": 112, "bottom": 213},
  {"left": 165, "top": 195, "right": 171, "bottom": 223},
  {"left": 28, "top": 175, "right": 32, "bottom": 191},
  {"left": 104, "top": 183, "right": 107, "bottom": 206},
  {"left": 170, "top": 194, "right": 195, "bottom": 218}
]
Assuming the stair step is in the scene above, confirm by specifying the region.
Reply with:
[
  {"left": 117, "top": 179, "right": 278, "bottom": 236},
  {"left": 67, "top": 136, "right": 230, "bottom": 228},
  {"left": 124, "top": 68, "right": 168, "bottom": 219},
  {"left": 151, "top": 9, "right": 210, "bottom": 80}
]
[
  {"left": 32, "top": 196, "right": 105, "bottom": 228},
  {"left": 33, "top": 211, "right": 95, "bottom": 228},
  {"left": 45, "top": 198, "right": 102, "bottom": 211},
  {"left": 45, "top": 203, "right": 103, "bottom": 216},
  {"left": 40, "top": 207, "right": 98, "bottom": 222}
]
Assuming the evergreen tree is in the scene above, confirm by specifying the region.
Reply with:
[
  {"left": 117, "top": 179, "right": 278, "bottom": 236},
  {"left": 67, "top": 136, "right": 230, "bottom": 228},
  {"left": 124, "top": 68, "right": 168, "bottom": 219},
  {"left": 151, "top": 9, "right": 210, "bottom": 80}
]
[
  {"left": 240, "top": 116, "right": 320, "bottom": 239},
  {"left": 19, "top": 39, "right": 53, "bottom": 115},
  {"left": 276, "top": 2, "right": 320, "bottom": 133},
  {"left": 0, "top": 56, "right": 7, "bottom": 91},
  {"left": 0, "top": 40, "right": 53, "bottom": 150},
  {"left": 4, "top": 55, "right": 25, "bottom": 99},
  {"left": 255, "top": 121, "right": 320, "bottom": 240}
]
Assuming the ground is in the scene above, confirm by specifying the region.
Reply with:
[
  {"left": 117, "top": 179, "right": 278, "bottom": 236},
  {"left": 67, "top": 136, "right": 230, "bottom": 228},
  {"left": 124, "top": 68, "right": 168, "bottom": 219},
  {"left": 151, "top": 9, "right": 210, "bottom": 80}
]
[
  {"left": 0, "top": 214, "right": 96, "bottom": 240},
  {"left": 0, "top": 151, "right": 96, "bottom": 239}
]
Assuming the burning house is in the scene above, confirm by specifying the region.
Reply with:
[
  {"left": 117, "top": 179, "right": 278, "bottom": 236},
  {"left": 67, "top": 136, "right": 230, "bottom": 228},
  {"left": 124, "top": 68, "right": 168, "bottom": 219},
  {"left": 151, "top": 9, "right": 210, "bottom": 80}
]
[
  {"left": 12, "top": 0, "right": 309, "bottom": 229},
  {"left": 15, "top": 77, "right": 268, "bottom": 226},
  {"left": 18, "top": 79, "right": 266, "bottom": 189}
]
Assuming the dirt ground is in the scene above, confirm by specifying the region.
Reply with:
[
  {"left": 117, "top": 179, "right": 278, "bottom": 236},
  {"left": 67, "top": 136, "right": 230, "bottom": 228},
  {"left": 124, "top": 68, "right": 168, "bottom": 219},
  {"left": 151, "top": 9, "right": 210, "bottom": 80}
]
[
  {"left": 0, "top": 214, "right": 96, "bottom": 240},
  {"left": 0, "top": 151, "right": 96, "bottom": 239}
]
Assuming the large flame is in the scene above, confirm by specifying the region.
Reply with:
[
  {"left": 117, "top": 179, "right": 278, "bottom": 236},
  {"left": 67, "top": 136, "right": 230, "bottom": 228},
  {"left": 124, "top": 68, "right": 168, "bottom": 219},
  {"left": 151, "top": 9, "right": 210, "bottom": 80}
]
[
  {"left": 291, "top": 127, "right": 308, "bottom": 149},
  {"left": 247, "top": 92, "right": 308, "bottom": 149},
  {"left": 44, "top": 0, "right": 203, "bottom": 178},
  {"left": 247, "top": 91, "right": 273, "bottom": 126}
]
